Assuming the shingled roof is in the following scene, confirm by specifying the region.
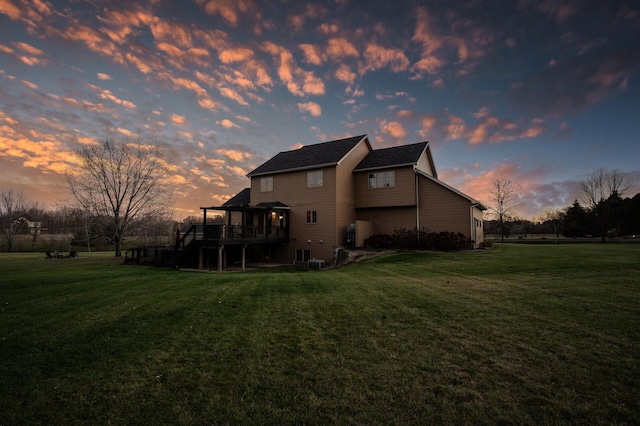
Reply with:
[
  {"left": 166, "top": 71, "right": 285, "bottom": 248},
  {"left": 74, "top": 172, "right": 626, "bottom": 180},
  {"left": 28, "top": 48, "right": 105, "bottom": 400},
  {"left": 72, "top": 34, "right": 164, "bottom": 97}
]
[
  {"left": 220, "top": 188, "right": 250, "bottom": 208},
  {"left": 353, "top": 141, "right": 429, "bottom": 171},
  {"left": 247, "top": 135, "right": 368, "bottom": 177}
]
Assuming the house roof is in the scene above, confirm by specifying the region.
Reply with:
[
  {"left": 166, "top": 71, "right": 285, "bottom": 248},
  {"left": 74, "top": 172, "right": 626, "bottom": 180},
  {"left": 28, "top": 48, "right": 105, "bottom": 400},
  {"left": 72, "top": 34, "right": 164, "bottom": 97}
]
[
  {"left": 255, "top": 201, "right": 290, "bottom": 209},
  {"left": 221, "top": 187, "right": 250, "bottom": 208},
  {"left": 206, "top": 188, "right": 290, "bottom": 211},
  {"left": 247, "top": 134, "right": 369, "bottom": 177},
  {"left": 353, "top": 141, "right": 429, "bottom": 172}
]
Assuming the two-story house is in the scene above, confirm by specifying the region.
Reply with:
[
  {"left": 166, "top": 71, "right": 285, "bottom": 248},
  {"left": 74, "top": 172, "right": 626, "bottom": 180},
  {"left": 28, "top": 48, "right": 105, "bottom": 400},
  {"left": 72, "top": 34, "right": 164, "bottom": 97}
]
[{"left": 186, "top": 134, "right": 484, "bottom": 270}]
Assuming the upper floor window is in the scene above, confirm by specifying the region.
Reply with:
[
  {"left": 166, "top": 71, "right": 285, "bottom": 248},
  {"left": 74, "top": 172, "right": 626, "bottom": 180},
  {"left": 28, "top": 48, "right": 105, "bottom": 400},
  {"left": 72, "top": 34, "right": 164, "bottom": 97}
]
[
  {"left": 260, "top": 177, "right": 273, "bottom": 192},
  {"left": 368, "top": 171, "right": 395, "bottom": 188},
  {"left": 307, "top": 170, "right": 323, "bottom": 188}
]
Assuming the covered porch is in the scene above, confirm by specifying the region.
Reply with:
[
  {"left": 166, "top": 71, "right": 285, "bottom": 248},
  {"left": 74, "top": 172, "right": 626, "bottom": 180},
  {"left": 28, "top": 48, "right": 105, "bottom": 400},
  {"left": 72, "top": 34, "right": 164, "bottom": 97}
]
[{"left": 181, "top": 201, "right": 289, "bottom": 271}]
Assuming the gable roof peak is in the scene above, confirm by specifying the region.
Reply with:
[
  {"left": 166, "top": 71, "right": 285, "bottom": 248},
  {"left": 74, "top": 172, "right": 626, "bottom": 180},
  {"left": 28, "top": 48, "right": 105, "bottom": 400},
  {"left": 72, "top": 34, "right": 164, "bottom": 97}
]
[
  {"left": 247, "top": 134, "right": 369, "bottom": 177},
  {"left": 353, "top": 140, "right": 431, "bottom": 172}
]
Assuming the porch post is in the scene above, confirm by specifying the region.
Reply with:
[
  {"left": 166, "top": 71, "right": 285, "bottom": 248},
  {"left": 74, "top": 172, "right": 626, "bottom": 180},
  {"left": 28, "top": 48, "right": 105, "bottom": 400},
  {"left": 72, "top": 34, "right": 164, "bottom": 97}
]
[
  {"left": 241, "top": 209, "right": 246, "bottom": 239},
  {"left": 203, "top": 208, "right": 207, "bottom": 227}
]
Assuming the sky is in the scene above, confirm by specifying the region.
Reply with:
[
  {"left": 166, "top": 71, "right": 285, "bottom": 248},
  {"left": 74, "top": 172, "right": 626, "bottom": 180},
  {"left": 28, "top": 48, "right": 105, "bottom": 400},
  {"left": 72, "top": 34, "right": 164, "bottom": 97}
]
[{"left": 1, "top": 0, "right": 639, "bottom": 220}]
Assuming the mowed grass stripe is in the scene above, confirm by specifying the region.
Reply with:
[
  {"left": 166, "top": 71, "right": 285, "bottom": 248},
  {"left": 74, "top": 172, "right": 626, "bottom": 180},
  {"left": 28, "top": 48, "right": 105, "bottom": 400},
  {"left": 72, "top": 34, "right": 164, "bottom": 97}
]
[{"left": 1, "top": 244, "right": 639, "bottom": 424}]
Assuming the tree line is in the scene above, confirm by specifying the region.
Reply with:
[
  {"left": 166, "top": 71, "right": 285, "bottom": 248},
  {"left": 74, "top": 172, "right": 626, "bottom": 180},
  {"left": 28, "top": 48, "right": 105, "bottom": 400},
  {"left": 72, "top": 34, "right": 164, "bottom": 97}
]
[
  {"left": 1, "top": 139, "right": 189, "bottom": 254},
  {"left": 487, "top": 169, "right": 639, "bottom": 242},
  {"left": 0, "top": 189, "right": 226, "bottom": 253}
]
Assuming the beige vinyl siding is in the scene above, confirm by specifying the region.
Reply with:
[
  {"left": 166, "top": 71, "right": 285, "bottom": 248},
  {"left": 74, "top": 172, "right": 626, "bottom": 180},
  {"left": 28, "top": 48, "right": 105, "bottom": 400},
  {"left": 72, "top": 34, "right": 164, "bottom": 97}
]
[
  {"left": 249, "top": 138, "right": 372, "bottom": 263},
  {"left": 418, "top": 175, "right": 471, "bottom": 236},
  {"left": 355, "top": 206, "right": 417, "bottom": 235},
  {"left": 335, "top": 139, "right": 371, "bottom": 245},
  {"left": 415, "top": 151, "right": 434, "bottom": 176},
  {"left": 251, "top": 167, "right": 337, "bottom": 263},
  {"left": 354, "top": 166, "right": 416, "bottom": 208}
]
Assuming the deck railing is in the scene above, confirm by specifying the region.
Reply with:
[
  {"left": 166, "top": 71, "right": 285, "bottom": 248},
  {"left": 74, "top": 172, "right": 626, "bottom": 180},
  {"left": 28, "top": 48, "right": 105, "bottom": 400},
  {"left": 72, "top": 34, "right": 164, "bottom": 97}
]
[{"left": 177, "top": 224, "right": 288, "bottom": 249}]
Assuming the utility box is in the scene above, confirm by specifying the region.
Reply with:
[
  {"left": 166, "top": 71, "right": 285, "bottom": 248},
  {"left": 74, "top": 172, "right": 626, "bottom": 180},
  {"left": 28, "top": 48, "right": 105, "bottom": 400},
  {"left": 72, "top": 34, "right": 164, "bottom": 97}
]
[{"left": 308, "top": 259, "right": 325, "bottom": 269}]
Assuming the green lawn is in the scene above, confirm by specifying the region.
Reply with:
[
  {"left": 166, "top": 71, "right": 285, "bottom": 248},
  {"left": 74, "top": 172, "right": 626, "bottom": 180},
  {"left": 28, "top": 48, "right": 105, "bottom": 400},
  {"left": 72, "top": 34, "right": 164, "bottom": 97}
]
[{"left": 1, "top": 245, "right": 639, "bottom": 425}]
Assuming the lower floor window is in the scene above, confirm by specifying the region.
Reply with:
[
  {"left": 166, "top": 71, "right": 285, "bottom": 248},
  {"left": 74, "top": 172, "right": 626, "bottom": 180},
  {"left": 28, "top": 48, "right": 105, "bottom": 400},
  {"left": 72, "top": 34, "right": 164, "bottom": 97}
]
[
  {"left": 306, "top": 210, "right": 317, "bottom": 224},
  {"left": 295, "top": 249, "right": 311, "bottom": 263}
]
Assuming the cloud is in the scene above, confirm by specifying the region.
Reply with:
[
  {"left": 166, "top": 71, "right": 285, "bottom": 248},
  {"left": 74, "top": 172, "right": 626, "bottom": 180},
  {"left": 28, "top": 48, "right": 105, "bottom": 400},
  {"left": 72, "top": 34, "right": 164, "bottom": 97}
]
[
  {"left": 218, "top": 86, "right": 249, "bottom": 106},
  {"left": 0, "top": 43, "right": 13, "bottom": 54},
  {"left": 411, "top": 7, "right": 443, "bottom": 76},
  {"left": 0, "top": 118, "right": 78, "bottom": 175},
  {"left": 379, "top": 120, "right": 407, "bottom": 140},
  {"left": 7, "top": 41, "right": 48, "bottom": 66},
  {"left": 335, "top": 64, "right": 357, "bottom": 85},
  {"left": 360, "top": 43, "right": 410, "bottom": 74},
  {"left": 197, "top": 0, "right": 267, "bottom": 34},
  {"left": 13, "top": 42, "right": 44, "bottom": 56},
  {"left": 171, "top": 114, "right": 186, "bottom": 125},
  {"left": 160, "top": 74, "right": 220, "bottom": 112},
  {"left": 510, "top": 46, "right": 640, "bottom": 117},
  {"left": 286, "top": 3, "right": 328, "bottom": 32},
  {"left": 317, "top": 22, "right": 338, "bottom": 35},
  {"left": 216, "top": 148, "right": 252, "bottom": 161},
  {"left": 86, "top": 83, "right": 137, "bottom": 109},
  {"left": 148, "top": 16, "right": 192, "bottom": 48},
  {"left": 263, "top": 41, "right": 325, "bottom": 96},
  {"left": 117, "top": 128, "right": 135, "bottom": 137},
  {"left": 410, "top": 5, "right": 496, "bottom": 79},
  {"left": 198, "top": 0, "right": 250, "bottom": 26},
  {"left": 97, "top": 73, "right": 112, "bottom": 80},
  {"left": 376, "top": 92, "right": 416, "bottom": 102},
  {"left": 0, "top": 0, "right": 21, "bottom": 20},
  {"left": 299, "top": 43, "right": 323, "bottom": 65},
  {"left": 60, "top": 25, "right": 122, "bottom": 60},
  {"left": 533, "top": 0, "right": 581, "bottom": 23},
  {"left": 416, "top": 108, "right": 551, "bottom": 145},
  {"left": 219, "top": 47, "right": 254, "bottom": 63},
  {"left": 326, "top": 38, "right": 359, "bottom": 60},
  {"left": 298, "top": 101, "right": 322, "bottom": 117},
  {"left": 218, "top": 119, "right": 241, "bottom": 129},
  {"left": 20, "top": 79, "right": 38, "bottom": 90}
]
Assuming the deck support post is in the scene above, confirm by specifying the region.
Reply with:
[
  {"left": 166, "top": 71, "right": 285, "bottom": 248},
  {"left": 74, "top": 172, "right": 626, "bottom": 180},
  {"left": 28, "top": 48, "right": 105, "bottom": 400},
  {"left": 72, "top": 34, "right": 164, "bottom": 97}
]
[
  {"left": 241, "top": 245, "right": 246, "bottom": 272},
  {"left": 199, "top": 247, "right": 203, "bottom": 270},
  {"left": 218, "top": 245, "right": 224, "bottom": 272}
]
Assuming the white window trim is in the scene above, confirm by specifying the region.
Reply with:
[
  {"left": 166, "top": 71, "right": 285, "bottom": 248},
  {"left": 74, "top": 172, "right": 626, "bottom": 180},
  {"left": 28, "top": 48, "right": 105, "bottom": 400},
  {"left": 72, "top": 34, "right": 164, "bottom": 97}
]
[
  {"left": 306, "top": 210, "right": 317, "bottom": 224},
  {"left": 307, "top": 170, "right": 324, "bottom": 188},
  {"left": 368, "top": 171, "right": 395, "bottom": 189},
  {"left": 260, "top": 177, "right": 273, "bottom": 192}
]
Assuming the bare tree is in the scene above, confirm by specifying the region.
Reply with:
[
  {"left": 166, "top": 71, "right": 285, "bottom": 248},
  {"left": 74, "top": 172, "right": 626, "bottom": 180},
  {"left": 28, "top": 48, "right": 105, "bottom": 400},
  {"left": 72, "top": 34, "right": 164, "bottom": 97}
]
[
  {"left": 578, "top": 168, "right": 631, "bottom": 209},
  {"left": 25, "top": 202, "right": 48, "bottom": 251},
  {"left": 0, "top": 188, "right": 28, "bottom": 252},
  {"left": 66, "top": 139, "right": 173, "bottom": 257},
  {"left": 488, "top": 178, "right": 522, "bottom": 243},
  {"left": 542, "top": 209, "right": 564, "bottom": 243},
  {"left": 578, "top": 168, "right": 632, "bottom": 243}
]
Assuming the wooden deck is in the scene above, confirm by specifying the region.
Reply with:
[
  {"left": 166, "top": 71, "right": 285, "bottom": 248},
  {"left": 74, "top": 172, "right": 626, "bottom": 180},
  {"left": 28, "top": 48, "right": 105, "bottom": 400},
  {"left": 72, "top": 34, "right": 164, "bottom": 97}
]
[{"left": 176, "top": 224, "right": 289, "bottom": 249}]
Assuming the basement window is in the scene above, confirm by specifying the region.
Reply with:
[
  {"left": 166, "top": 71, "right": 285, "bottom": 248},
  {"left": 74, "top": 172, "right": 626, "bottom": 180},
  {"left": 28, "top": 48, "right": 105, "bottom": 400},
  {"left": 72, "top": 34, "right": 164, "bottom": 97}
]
[{"left": 295, "top": 249, "right": 311, "bottom": 263}]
